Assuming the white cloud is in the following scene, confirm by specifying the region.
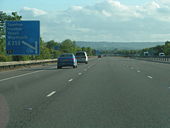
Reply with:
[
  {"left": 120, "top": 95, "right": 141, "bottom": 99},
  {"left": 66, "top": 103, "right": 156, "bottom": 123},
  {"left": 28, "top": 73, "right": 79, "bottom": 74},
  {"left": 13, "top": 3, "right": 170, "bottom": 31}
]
[
  {"left": 71, "top": 6, "right": 83, "bottom": 11},
  {"left": 19, "top": 0, "right": 170, "bottom": 42},
  {"left": 147, "top": 1, "right": 160, "bottom": 9},
  {"left": 107, "top": 0, "right": 129, "bottom": 10},
  {"left": 20, "top": 7, "right": 47, "bottom": 17},
  {"left": 102, "top": 10, "right": 112, "bottom": 17}
]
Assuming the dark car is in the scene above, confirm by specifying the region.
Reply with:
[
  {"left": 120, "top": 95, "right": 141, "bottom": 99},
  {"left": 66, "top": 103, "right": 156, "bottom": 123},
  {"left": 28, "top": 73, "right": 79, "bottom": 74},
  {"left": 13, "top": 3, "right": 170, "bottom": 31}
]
[
  {"left": 57, "top": 53, "right": 77, "bottom": 69},
  {"left": 98, "top": 55, "right": 102, "bottom": 58}
]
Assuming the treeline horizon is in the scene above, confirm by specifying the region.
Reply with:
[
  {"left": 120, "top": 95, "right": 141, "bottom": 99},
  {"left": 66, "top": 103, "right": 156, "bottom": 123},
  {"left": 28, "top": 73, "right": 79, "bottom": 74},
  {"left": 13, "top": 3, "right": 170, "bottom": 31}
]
[{"left": 102, "top": 41, "right": 170, "bottom": 57}]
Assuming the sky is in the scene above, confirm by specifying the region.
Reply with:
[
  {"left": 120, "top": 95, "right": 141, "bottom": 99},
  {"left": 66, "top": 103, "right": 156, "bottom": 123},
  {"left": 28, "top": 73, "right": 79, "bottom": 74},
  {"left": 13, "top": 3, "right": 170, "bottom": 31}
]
[
  {"left": 1, "top": 0, "right": 170, "bottom": 42},
  {"left": 1, "top": 0, "right": 151, "bottom": 11}
]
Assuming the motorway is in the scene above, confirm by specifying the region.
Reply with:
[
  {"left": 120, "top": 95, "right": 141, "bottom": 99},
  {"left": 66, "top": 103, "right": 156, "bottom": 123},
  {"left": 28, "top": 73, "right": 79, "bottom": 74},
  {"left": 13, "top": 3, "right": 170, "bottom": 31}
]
[{"left": 1, "top": 57, "right": 170, "bottom": 128}]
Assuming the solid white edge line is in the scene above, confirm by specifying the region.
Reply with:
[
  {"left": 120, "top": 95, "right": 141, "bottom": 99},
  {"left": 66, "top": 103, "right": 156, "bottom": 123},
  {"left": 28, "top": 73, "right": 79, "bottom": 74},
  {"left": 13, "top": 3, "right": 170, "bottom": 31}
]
[
  {"left": 46, "top": 91, "right": 56, "bottom": 97},
  {"left": 0, "top": 70, "right": 44, "bottom": 82},
  {"left": 0, "top": 66, "right": 57, "bottom": 83}
]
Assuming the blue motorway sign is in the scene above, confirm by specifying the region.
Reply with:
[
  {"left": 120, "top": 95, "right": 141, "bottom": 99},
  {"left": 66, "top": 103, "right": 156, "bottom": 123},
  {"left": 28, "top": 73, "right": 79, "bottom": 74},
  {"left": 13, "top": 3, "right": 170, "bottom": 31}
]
[{"left": 6, "top": 21, "right": 40, "bottom": 55}]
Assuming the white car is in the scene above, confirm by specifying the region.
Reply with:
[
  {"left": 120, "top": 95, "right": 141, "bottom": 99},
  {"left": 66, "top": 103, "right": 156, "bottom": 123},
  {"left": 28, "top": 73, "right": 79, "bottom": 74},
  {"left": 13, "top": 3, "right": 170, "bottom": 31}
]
[
  {"left": 75, "top": 51, "right": 88, "bottom": 64},
  {"left": 159, "top": 53, "right": 165, "bottom": 57}
]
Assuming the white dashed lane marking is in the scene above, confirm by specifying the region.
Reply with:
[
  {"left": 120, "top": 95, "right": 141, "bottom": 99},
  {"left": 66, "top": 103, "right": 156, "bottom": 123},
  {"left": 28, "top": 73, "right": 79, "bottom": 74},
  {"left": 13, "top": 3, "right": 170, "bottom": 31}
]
[
  {"left": 68, "top": 79, "right": 73, "bottom": 82},
  {"left": 147, "top": 76, "right": 153, "bottom": 79},
  {"left": 78, "top": 73, "right": 82, "bottom": 75},
  {"left": 24, "top": 107, "right": 33, "bottom": 111},
  {"left": 46, "top": 91, "right": 56, "bottom": 97}
]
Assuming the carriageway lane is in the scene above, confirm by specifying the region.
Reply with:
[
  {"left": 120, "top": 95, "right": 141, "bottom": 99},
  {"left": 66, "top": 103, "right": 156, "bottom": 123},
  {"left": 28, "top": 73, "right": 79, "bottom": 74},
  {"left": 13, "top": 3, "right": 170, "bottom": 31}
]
[
  {"left": 0, "top": 57, "right": 98, "bottom": 128},
  {"left": 122, "top": 57, "right": 170, "bottom": 88},
  {"left": 12, "top": 57, "right": 170, "bottom": 128}
]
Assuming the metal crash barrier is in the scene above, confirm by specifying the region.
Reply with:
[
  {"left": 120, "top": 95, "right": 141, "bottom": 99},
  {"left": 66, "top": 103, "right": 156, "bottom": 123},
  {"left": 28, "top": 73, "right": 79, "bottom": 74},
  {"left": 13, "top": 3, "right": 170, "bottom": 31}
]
[
  {"left": 132, "top": 56, "right": 170, "bottom": 64},
  {"left": 0, "top": 59, "right": 57, "bottom": 71}
]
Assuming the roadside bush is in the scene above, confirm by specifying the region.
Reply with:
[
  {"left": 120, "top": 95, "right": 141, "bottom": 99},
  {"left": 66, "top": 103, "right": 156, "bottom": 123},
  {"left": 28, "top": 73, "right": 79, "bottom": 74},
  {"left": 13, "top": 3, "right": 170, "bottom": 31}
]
[{"left": 0, "top": 54, "right": 8, "bottom": 62}]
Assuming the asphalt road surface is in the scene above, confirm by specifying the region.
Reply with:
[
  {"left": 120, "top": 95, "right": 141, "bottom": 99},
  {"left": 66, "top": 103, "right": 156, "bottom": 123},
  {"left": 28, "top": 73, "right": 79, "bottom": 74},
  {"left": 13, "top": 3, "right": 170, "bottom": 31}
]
[{"left": 1, "top": 57, "right": 170, "bottom": 128}]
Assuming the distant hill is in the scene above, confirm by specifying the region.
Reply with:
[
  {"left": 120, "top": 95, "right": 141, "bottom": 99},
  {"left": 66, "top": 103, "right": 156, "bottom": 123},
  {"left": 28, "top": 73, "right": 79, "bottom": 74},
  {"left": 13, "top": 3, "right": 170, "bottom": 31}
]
[{"left": 75, "top": 41, "right": 165, "bottom": 50}]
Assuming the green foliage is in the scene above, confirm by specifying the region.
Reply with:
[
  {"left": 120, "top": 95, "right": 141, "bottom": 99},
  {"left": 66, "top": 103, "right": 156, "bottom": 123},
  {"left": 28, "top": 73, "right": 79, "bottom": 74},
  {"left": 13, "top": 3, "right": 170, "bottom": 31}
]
[
  {"left": 81, "top": 47, "right": 93, "bottom": 56},
  {"left": 165, "top": 41, "right": 170, "bottom": 46},
  {"left": 163, "top": 41, "right": 170, "bottom": 55},
  {"left": 0, "top": 12, "right": 22, "bottom": 22},
  {"left": 0, "top": 11, "right": 23, "bottom": 61},
  {"left": 40, "top": 47, "right": 51, "bottom": 59},
  {"left": 46, "top": 40, "right": 59, "bottom": 49},
  {"left": 60, "top": 39, "right": 77, "bottom": 53},
  {"left": 0, "top": 38, "right": 5, "bottom": 54},
  {"left": 0, "top": 54, "right": 8, "bottom": 62},
  {"left": 0, "top": 11, "right": 22, "bottom": 38},
  {"left": 12, "top": 56, "right": 30, "bottom": 61}
]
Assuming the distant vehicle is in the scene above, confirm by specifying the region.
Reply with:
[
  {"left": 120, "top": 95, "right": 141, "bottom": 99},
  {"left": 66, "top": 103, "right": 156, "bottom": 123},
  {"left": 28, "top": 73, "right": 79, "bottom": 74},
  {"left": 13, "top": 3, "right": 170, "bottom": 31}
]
[
  {"left": 134, "top": 54, "right": 140, "bottom": 57},
  {"left": 75, "top": 51, "right": 88, "bottom": 64},
  {"left": 98, "top": 55, "right": 102, "bottom": 58},
  {"left": 57, "top": 53, "right": 77, "bottom": 69},
  {"left": 144, "top": 52, "right": 149, "bottom": 56},
  {"left": 159, "top": 52, "right": 165, "bottom": 57}
]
